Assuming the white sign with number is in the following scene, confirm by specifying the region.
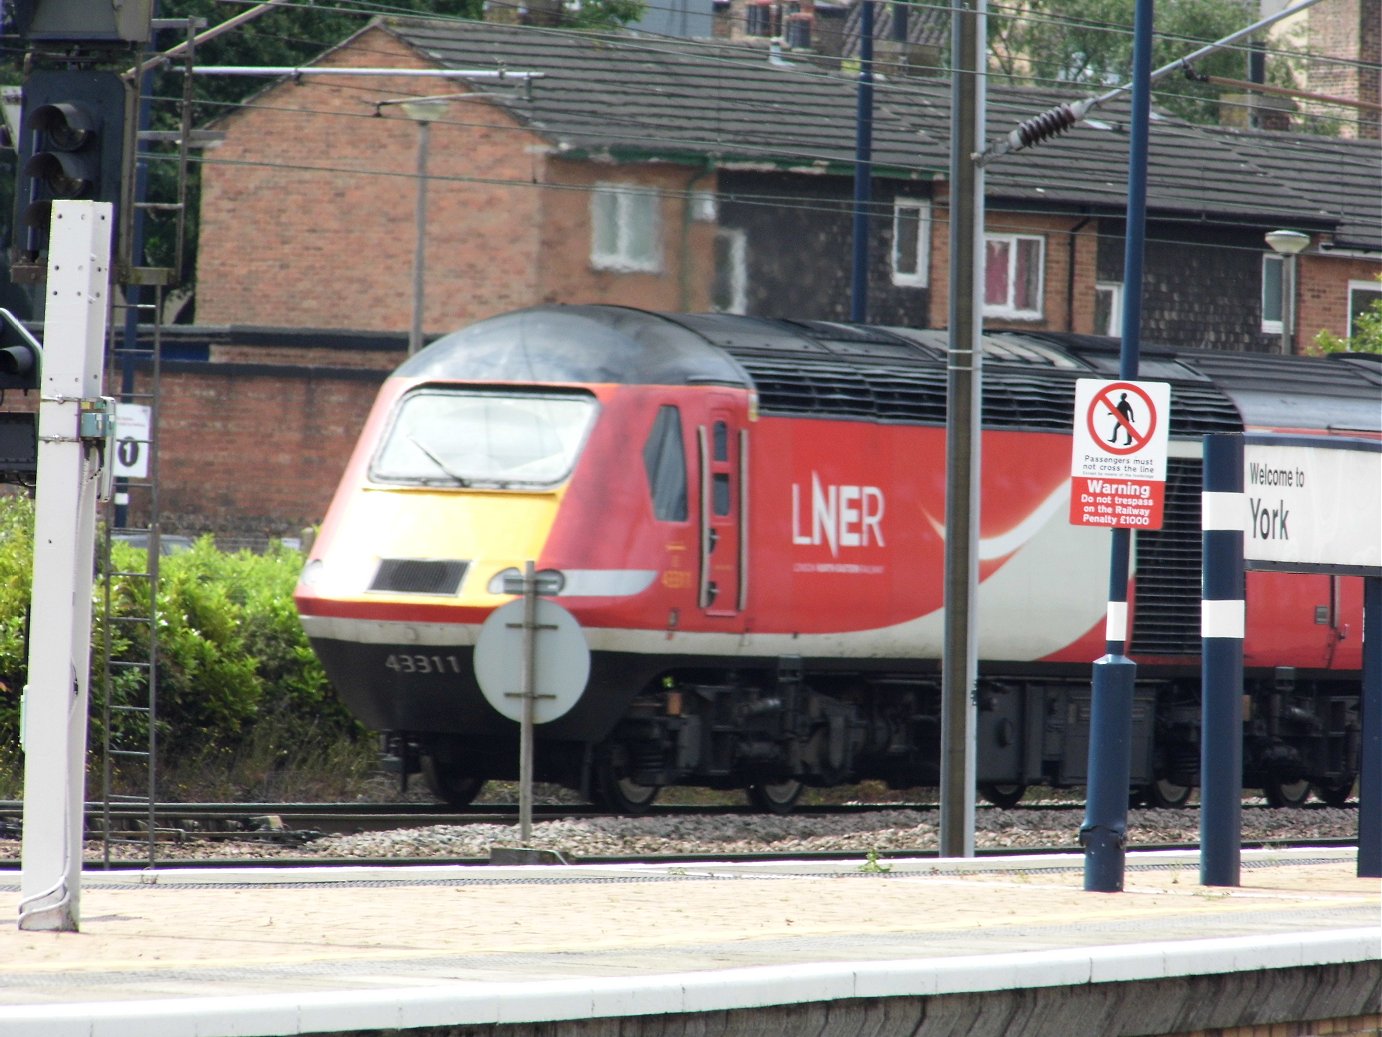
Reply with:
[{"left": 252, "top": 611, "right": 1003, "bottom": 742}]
[{"left": 113, "top": 402, "right": 150, "bottom": 479}]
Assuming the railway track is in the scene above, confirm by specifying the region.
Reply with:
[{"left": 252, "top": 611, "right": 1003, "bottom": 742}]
[
  {"left": 0, "top": 799, "right": 973, "bottom": 840},
  {"left": 0, "top": 797, "right": 1360, "bottom": 875},
  {"left": 0, "top": 796, "right": 1352, "bottom": 840}
]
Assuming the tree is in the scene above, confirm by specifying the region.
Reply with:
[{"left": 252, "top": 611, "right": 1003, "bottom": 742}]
[{"left": 987, "top": 0, "right": 1300, "bottom": 125}]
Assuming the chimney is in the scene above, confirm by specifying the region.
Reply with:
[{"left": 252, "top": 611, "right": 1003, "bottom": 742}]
[{"left": 1307, "top": 0, "right": 1381, "bottom": 139}]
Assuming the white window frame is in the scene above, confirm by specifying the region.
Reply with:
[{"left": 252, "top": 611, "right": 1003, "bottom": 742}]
[
  {"left": 1094, "top": 281, "right": 1123, "bottom": 336},
  {"left": 1347, "top": 278, "right": 1382, "bottom": 335},
  {"left": 712, "top": 228, "right": 748, "bottom": 315},
  {"left": 1261, "top": 254, "right": 1284, "bottom": 333},
  {"left": 590, "top": 183, "right": 662, "bottom": 273},
  {"left": 983, "top": 233, "right": 1045, "bottom": 319},
  {"left": 890, "top": 199, "right": 930, "bottom": 287}
]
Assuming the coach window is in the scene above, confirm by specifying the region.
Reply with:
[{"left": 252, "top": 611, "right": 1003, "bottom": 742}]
[
  {"left": 984, "top": 233, "right": 1044, "bottom": 319},
  {"left": 891, "top": 199, "right": 930, "bottom": 287},
  {"left": 591, "top": 184, "right": 662, "bottom": 272},
  {"left": 644, "top": 405, "right": 688, "bottom": 521},
  {"left": 711, "top": 421, "right": 731, "bottom": 517}
]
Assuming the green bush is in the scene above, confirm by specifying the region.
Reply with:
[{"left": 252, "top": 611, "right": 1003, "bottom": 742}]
[{"left": 0, "top": 495, "right": 362, "bottom": 793}]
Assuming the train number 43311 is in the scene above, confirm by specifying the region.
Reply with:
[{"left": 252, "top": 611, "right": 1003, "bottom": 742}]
[{"left": 385, "top": 653, "right": 464, "bottom": 674}]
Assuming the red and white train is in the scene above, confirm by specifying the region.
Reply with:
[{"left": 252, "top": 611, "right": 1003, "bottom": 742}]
[{"left": 294, "top": 306, "right": 1379, "bottom": 811}]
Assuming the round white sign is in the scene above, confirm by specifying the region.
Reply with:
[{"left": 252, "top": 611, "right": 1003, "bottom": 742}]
[{"left": 473, "top": 598, "right": 590, "bottom": 724}]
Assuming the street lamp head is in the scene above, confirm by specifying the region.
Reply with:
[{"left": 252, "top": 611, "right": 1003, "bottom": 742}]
[
  {"left": 1265, "top": 229, "right": 1310, "bottom": 255},
  {"left": 400, "top": 98, "right": 449, "bottom": 124}
]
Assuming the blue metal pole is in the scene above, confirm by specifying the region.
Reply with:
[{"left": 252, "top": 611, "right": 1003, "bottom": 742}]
[
  {"left": 1081, "top": 0, "right": 1152, "bottom": 893},
  {"left": 1359, "top": 575, "right": 1381, "bottom": 878},
  {"left": 849, "top": 0, "right": 874, "bottom": 323},
  {"left": 1200, "top": 433, "right": 1244, "bottom": 886}
]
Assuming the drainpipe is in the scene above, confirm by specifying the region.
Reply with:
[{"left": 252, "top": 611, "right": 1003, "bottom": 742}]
[{"left": 1066, "top": 214, "right": 1091, "bottom": 332}]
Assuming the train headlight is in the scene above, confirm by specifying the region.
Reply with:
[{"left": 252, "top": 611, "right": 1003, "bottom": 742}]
[{"left": 297, "top": 558, "right": 325, "bottom": 590}]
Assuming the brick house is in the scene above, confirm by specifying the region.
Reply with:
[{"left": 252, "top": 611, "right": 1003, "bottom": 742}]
[
  {"left": 196, "top": 18, "right": 1379, "bottom": 346},
  {"left": 143, "top": 17, "right": 1382, "bottom": 533}
]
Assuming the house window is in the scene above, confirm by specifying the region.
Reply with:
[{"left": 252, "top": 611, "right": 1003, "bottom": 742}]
[
  {"left": 746, "top": 1, "right": 774, "bottom": 36},
  {"left": 984, "top": 234, "right": 1044, "bottom": 318},
  {"left": 891, "top": 200, "right": 929, "bottom": 287},
  {"left": 591, "top": 184, "right": 661, "bottom": 272},
  {"left": 1347, "top": 279, "right": 1382, "bottom": 336},
  {"left": 1261, "top": 254, "right": 1284, "bottom": 332},
  {"left": 712, "top": 228, "right": 747, "bottom": 314},
  {"left": 1094, "top": 282, "right": 1123, "bottom": 336}
]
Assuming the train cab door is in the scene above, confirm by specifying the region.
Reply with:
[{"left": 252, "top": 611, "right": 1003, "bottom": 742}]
[{"left": 697, "top": 409, "right": 747, "bottom": 618}]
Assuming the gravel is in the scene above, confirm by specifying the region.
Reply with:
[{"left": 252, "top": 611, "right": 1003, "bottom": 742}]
[
  {"left": 0, "top": 802, "right": 1359, "bottom": 865},
  {"left": 303, "top": 805, "right": 1358, "bottom": 861}
]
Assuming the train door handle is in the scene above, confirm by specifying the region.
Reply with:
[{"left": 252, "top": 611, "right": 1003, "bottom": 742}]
[
  {"left": 706, "top": 581, "right": 718, "bottom": 605},
  {"left": 707, "top": 528, "right": 719, "bottom": 552}
]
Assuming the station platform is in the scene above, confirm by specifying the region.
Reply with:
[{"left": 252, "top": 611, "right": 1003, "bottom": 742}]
[{"left": 0, "top": 847, "right": 1378, "bottom": 1037}]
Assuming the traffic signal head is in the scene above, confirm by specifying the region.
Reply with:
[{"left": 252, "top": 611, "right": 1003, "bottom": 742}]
[
  {"left": 0, "top": 310, "right": 41, "bottom": 392},
  {"left": 14, "top": 69, "right": 130, "bottom": 261}
]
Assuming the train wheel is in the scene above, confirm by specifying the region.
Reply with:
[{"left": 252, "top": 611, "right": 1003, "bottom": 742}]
[
  {"left": 978, "top": 783, "right": 1026, "bottom": 809},
  {"left": 1145, "top": 779, "right": 1193, "bottom": 809},
  {"left": 1313, "top": 777, "right": 1356, "bottom": 806},
  {"left": 1262, "top": 776, "right": 1311, "bottom": 807},
  {"left": 420, "top": 756, "right": 486, "bottom": 809},
  {"left": 595, "top": 773, "right": 660, "bottom": 815},
  {"left": 747, "top": 780, "right": 804, "bottom": 815}
]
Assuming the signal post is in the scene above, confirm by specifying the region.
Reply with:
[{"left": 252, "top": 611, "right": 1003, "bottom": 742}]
[{"left": 18, "top": 201, "right": 116, "bottom": 931}]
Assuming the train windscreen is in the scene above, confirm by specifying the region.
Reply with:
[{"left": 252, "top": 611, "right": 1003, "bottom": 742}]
[{"left": 369, "top": 389, "right": 597, "bottom": 489}]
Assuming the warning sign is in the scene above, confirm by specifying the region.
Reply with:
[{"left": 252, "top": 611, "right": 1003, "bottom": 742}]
[{"left": 1070, "top": 379, "right": 1171, "bottom": 530}]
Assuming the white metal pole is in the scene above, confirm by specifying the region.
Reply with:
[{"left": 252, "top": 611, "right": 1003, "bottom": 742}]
[
  {"left": 19, "top": 201, "right": 114, "bottom": 932},
  {"left": 518, "top": 561, "right": 536, "bottom": 844},
  {"left": 409, "top": 118, "right": 431, "bottom": 357},
  {"left": 1282, "top": 252, "right": 1297, "bottom": 356}
]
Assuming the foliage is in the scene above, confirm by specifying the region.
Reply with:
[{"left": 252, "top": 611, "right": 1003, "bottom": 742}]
[
  {"left": 986, "top": 0, "right": 1299, "bottom": 126},
  {"left": 0, "top": 496, "right": 361, "bottom": 795},
  {"left": 1311, "top": 287, "right": 1382, "bottom": 355}
]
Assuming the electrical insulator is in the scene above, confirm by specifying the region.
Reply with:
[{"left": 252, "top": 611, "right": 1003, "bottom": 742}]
[{"left": 1006, "top": 104, "right": 1080, "bottom": 151}]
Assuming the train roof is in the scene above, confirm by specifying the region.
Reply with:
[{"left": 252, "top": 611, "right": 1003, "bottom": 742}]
[{"left": 409, "top": 306, "right": 1382, "bottom": 438}]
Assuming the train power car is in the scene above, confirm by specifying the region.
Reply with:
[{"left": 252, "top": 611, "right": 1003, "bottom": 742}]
[{"left": 294, "top": 306, "right": 1379, "bottom": 812}]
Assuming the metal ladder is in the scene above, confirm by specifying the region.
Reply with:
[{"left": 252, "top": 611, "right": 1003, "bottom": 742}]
[{"left": 96, "top": 17, "right": 200, "bottom": 867}]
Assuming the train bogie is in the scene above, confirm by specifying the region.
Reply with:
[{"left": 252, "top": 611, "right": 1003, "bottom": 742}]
[{"left": 294, "top": 306, "right": 1377, "bottom": 810}]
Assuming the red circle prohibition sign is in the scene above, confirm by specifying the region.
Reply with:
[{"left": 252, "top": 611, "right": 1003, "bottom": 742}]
[{"left": 1086, "top": 382, "right": 1157, "bottom": 456}]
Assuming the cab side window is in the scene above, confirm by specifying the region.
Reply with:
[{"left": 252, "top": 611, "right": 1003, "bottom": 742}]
[{"left": 644, "top": 405, "right": 688, "bottom": 521}]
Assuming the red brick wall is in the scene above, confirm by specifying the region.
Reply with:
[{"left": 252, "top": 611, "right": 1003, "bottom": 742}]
[
  {"left": 130, "top": 363, "right": 385, "bottom": 535},
  {"left": 928, "top": 197, "right": 1103, "bottom": 333},
  {"left": 196, "top": 28, "right": 547, "bottom": 333},
  {"left": 536, "top": 158, "right": 719, "bottom": 312},
  {"left": 1297, "top": 252, "right": 1382, "bottom": 350},
  {"left": 196, "top": 27, "right": 715, "bottom": 335},
  {"left": 1308, "top": 0, "right": 1381, "bottom": 139}
]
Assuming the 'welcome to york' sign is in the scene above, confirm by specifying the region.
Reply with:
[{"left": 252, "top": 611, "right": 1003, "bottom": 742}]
[{"left": 1242, "top": 434, "right": 1381, "bottom": 575}]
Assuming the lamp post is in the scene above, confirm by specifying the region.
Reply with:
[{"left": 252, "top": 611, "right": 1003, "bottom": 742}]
[
  {"left": 402, "top": 99, "right": 448, "bottom": 356},
  {"left": 1265, "top": 229, "right": 1309, "bottom": 356}
]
